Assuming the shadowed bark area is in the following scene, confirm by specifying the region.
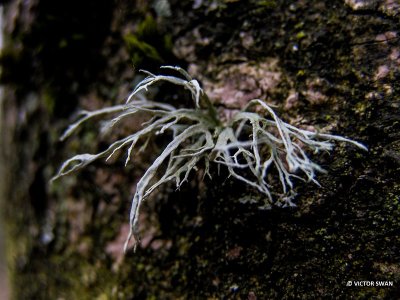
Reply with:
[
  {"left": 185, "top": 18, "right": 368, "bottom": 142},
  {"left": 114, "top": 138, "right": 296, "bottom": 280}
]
[{"left": 1, "top": 0, "right": 399, "bottom": 298}]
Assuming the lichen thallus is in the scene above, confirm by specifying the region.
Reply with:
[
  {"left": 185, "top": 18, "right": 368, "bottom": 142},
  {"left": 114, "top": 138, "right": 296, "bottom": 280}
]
[{"left": 52, "top": 66, "right": 367, "bottom": 252}]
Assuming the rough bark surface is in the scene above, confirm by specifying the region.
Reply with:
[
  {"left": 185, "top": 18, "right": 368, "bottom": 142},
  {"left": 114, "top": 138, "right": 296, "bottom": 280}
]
[{"left": 1, "top": 0, "right": 399, "bottom": 299}]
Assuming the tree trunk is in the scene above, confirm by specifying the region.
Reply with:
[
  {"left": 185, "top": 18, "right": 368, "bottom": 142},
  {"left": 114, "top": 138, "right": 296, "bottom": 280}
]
[{"left": 1, "top": 0, "right": 399, "bottom": 298}]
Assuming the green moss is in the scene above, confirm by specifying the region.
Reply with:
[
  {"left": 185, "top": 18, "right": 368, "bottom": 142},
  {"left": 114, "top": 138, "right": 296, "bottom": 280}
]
[
  {"left": 163, "top": 34, "right": 173, "bottom": 52},
  {"left": 124, "top": 34, "right": 162, "bottom": 64},
  {"left": 137, "top": 15, "right": 158, "bottom": 37},
  {"left": 296, "top": 31, "right": 306, "bottom": 40},
  {"left": 296, "top": 70, "right": 306, "bottom": 77},
  {"left": 41, "top": 89, "right": 56, "bottom": 114},
  {"left": 123, "top": 15, "right": 174, "bottom": 66},
  {"left": 254, "top": 0, "right": 276, "bottom": 8}
]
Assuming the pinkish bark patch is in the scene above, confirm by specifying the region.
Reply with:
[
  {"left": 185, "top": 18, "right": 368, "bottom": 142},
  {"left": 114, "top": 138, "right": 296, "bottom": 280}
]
[
  {"left": 199, "top": 59, "right": 282, "bottom": 109},
  {"left": 345, "top": 0, "right": 400, "bottom": 16},
  {"left": 302, "top": 78, "right": 329, "bottom": 105}
]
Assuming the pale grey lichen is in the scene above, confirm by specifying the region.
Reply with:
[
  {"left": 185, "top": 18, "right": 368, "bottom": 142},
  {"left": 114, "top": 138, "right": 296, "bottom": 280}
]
[{"left": 52, "top": 66, "right": 367, "bottom": 252}]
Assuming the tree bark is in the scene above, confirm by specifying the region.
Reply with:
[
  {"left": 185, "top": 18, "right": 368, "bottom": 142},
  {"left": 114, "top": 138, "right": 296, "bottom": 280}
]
[{"left": 1, "top": 0, "right": 399, "bottom": 298}]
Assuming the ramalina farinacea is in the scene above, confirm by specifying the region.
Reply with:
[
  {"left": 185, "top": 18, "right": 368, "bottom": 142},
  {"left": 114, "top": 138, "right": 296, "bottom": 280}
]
[{"left": 52, "top": 66, "right": 367, "bottom": 252}]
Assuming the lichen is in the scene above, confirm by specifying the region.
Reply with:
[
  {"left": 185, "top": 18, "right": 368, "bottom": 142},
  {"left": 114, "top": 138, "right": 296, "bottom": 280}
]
[{"left": 52, "top": 66, "right": 366, "bottom": 252}]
